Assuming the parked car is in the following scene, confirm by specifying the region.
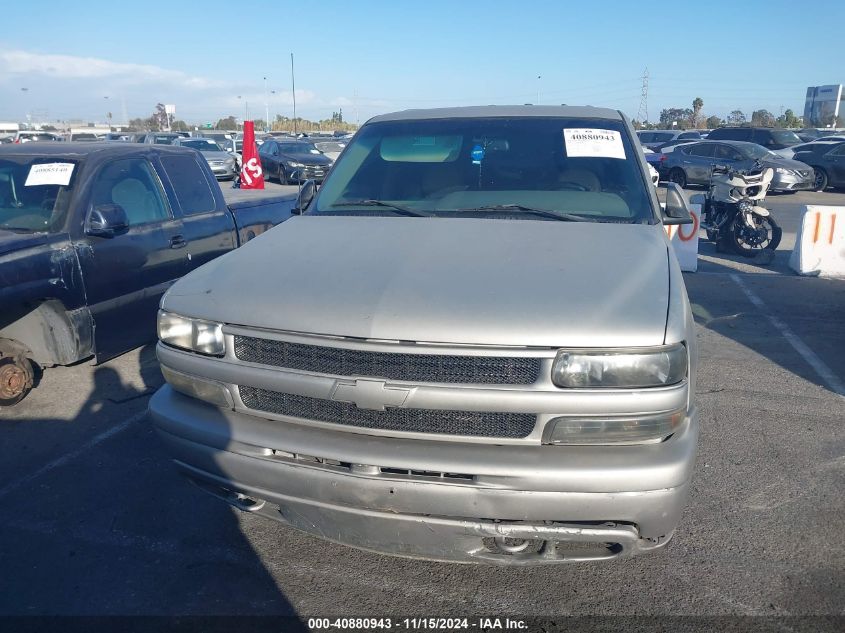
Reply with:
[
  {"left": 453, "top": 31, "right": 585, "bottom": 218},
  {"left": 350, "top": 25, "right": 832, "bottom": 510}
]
[
  {"left": 102, "top": 132, "right": 135, "bottom": 142},
  {"left": 172, "top": 137, "right": 238, "bottom": 180},
  {"left": 258, "top": 139, "right": 332, "bottom": 184},
  {"left": 150, "top": 104, "right": 699, "bottom": 565},
  {"left": 0, "top": 142, "right": 297, "bottom": 404},
  {"left": 663, "top": 140, "right": 814, "bottom": 192},
  {"left": 791, "top": 141, "right": 845, "bottom": 191},
  {"left": 706, "top": 127, "right": 802, "bottom": 156},
  {"left": 642, "top": 148, "right": 660, "bottom": 185},
  {"left": 143, "top": 132, "right": 182, "bottom": 145},
  {"left": 313, "top": 139, "right": 347, "bottom": 162},
  {"left": 14, "top": 131, "right": 61, "bottom": 143},
  {"left": 776, "top": 139, "right": 845, "bottom": 159},
  {"left": 796, "top": 128, "right": 845, "bottom": 142},
  {"left": 637, "top": 129, "right": 703, "bottom": 150}
]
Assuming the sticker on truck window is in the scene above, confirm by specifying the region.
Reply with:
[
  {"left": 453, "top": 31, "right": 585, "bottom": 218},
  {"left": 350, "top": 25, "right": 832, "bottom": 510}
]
[
  {"left": 25, "top": 163, "right": 75, "bottom": 186},
  {"left": 563, "top": 129, "right": 626, "bottom": 159}
]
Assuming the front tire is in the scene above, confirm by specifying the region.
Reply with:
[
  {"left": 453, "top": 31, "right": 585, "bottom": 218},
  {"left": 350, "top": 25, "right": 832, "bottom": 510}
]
[
  {"left": 278, "top": 166, "right": 289, "bottom": 185},
  {"left": 668, "top": 168, "right": 687, "bottom": 188},
  {"left": 0, "top": 356, "right": 34, "bottom": 406},
  {"left": 727, "top": 214, "right": 782, "bottom": 257},
  {"left": 813, "top": 168, "right": 828, "bottom": 192}
]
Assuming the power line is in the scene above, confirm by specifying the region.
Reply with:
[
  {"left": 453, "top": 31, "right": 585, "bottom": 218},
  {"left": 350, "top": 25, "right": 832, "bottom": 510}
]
[{"left": 637, "top": 67, "right": 649, "bottom": 124}]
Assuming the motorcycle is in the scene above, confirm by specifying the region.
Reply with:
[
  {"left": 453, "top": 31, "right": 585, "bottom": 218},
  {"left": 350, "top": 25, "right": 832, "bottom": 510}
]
[{"left": 701, "top": 163, "right": 782, "bottom": 258}]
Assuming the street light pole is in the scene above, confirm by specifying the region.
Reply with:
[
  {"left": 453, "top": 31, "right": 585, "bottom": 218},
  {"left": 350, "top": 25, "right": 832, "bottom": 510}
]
[
  {"left": 264, "top": 76, "right": 269, "bottom": 133},
  {"left": 291, "top": 53, "right": 297, "bottom": 136},
  {"left": 536, "top": 75, "right": 541, "bottom": 105}
]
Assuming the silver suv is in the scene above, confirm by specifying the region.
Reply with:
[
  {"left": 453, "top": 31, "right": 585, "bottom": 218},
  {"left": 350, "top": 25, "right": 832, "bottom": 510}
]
[{"left": 149, "top": 105, "right": 699, "bottom": 564}]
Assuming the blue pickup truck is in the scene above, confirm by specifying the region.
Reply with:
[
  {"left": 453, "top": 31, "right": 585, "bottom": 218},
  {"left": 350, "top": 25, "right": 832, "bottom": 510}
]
[{"left": 0, "top": 142, "right": 296, "bottom": 405}]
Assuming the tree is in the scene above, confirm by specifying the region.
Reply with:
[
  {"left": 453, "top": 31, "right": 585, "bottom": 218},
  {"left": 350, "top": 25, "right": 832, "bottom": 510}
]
[
  {"left": 775, "top": 109, "right": 801, "bottom": 129},
  {"left": 751, "top": 109, "right": 775, "bottom": 127},
  {"left": 659, "top": 107, "right": 694, "bottom": 129},
  {"left": 705, "top": 115, "right": 723, "bottom": 129},
  {"left": 153, "top": 103, "right": 168, "bottom": 131},
  {"left": 691, "top": 97, "right": 704, "bottom": 127},
  {"left": 171, "top": 119, "right": 189, "bottom": 132},
  {"left": 727, "top": 109, "right": 746, "bottom": 126},
  {"left": 215, "top": 116, "right": 238, "bottom": 130}
]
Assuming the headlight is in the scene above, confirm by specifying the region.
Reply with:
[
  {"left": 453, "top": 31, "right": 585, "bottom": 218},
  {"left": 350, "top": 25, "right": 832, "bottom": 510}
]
[
  {"left": 737, "top": 198, "right": 754, "bottom": 213},
  {"left": 285, "top": 161, "right": 305, "bottom": 168},
  {"left": 551, "top": 344, "right": 687, "bottom": 388},
  {"left": 775, "top": 167, "right": 792, "bottom": 175},
  {"left": 543, "top": 409, "right": 685, "bottom": 445},
  {"left": 157, "top": 311, "right": 224, "bottom": 356},
  {"left": 225, "top": 157, "right": 235, "bottom": 165}
]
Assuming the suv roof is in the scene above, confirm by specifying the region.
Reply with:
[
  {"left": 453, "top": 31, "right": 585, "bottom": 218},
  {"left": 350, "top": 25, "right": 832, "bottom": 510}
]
[{"left": 369, "top": 105, "right": 622, "bottom": 124}]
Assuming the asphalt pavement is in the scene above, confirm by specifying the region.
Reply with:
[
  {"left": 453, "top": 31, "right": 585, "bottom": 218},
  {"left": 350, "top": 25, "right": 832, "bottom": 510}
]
[{"left": 1, "top": 188, "right": 843, "bottom": 627}]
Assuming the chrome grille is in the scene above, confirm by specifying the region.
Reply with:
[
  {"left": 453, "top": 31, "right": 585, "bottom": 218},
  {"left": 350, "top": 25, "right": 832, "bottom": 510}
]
[
  {"left": 233, "top": 335, "right": 541, "bottom": 385},
  {"left": 239, "top": 386, "right": 536, "bottom": 438}
]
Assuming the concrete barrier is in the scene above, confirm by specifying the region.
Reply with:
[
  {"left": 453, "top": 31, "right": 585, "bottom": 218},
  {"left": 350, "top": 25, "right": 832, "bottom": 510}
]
[
  {"left": 789, "top": 206, "right": 845, "bottom": 277},
  {"left": 664, "top": 203, "right": 701, "bottom": 272}
]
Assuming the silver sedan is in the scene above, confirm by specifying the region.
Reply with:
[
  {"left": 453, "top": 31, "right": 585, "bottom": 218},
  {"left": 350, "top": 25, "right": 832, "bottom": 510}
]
[{"left": 172, "top": 137, "right": 238, "bottom": 180}]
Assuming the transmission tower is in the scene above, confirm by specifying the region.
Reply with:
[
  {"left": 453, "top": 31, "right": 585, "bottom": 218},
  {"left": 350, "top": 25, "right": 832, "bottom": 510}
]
[{"left": 637, "top": 68, "right": 649, "bottom": 125}]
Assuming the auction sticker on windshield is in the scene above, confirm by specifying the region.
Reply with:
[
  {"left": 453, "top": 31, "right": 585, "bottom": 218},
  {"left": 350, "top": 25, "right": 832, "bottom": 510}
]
[
  {"left": 564, "top": 129, "right": 626, "bottom": 159},
  {"left": 25, "top": 163, "right": 75, "bottom": 187}
]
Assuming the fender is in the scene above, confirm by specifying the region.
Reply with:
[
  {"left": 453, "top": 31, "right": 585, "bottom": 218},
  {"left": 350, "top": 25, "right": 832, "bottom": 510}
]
[{"left": 0, "top": 300, "right": 94, "bottom": 367}]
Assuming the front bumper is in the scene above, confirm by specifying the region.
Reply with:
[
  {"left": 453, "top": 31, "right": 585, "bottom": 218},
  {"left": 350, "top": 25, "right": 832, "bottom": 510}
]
[
  {"left": 209, "top": 162, "right": 237, "bottom": 179},
  {"left": 771, "top": 170, "right": 814, "bottom": 192},
  {"left": 149, "top": 386, "right": 698, "bottom": 564}
]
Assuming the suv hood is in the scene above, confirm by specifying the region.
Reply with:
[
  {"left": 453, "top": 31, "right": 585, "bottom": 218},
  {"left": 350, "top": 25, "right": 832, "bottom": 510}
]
[{"left": 164, "top": 217, "right": 671, "bottom": 348}]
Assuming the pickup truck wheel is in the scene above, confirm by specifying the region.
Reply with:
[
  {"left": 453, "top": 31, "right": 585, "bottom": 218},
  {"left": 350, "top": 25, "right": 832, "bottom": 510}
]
[{"left": 0, "top": 356, "right": 34, "bottom": 406}]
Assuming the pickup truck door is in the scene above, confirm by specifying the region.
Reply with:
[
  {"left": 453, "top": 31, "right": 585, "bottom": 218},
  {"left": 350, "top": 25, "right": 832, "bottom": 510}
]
[
  {"left": 76, "top": 157, "right": 186, "bottom": 362},
  {"left": 157, "top": 153, "right": 236, "bottom": 272}
]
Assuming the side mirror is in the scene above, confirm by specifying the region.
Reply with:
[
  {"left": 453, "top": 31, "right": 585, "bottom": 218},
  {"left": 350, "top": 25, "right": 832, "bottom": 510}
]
[
  {"left": 663, "top": 182, "right": 694, "bottom": 225},
  {"left": 291, "top": 180, "right": 316, "bottom": 215},
  {"left": 86, "top": 203, "right": 129, "bottom": 237}
]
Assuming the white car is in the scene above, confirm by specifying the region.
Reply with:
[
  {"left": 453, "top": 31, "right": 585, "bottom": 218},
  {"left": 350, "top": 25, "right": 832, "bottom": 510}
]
[{"left": 642, "top": 148, "right": 660, "bottom": 186}]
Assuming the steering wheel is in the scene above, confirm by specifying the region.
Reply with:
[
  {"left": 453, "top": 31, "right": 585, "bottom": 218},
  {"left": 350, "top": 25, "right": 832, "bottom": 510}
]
[{"left": 554, "top": 181, "right": 590, "bottom": 192}]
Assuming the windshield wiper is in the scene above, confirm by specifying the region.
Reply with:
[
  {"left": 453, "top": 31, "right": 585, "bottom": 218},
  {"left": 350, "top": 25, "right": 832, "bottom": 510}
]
[
  {"left": 328, "top": 200, "right": 433, "bottom": 217},
  {"left": 455, "top": 204, "right": 588, "bottom": 222}
]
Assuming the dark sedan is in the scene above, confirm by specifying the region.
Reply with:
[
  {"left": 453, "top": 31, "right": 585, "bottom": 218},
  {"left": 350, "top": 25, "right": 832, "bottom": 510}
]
[
  {"left": 663, "top": 140, "right": 814, "bottom": 192},
  {"left": 258, "top": 139, "right": 332, "bottom": 184},
  {"left": 792, "top": 141, "right": 845, "bottom": 191}
]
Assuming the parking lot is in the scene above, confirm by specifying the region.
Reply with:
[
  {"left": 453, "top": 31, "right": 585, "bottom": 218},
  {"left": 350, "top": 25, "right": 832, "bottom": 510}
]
[{"left": 1, "top": 184, "right": 843, "bottom": 625}]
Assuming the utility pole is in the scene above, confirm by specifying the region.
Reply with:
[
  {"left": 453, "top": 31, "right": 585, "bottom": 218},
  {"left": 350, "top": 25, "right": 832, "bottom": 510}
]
[
  {"left": 264, "top": 76, "right": 269, "bottom": 132},
  {"left": 291, "top": 53, "right": 297, "bottom": 135},
  {"left": 536, "top": 75, "right": 542, "bottom": 105},
  {"left": 637, "top": 67, "right": 649, "bottom": 126}
]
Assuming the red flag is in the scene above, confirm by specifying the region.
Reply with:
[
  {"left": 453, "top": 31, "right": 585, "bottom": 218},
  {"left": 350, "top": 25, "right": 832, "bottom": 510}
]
[{"left": 239, "top": 121, "right": 265, "bottom": 189}]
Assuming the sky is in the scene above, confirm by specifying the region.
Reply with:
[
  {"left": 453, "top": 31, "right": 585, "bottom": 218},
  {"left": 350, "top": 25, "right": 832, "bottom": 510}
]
[{"left": 0, "top": 0, "right": 842, "bottom": 127}]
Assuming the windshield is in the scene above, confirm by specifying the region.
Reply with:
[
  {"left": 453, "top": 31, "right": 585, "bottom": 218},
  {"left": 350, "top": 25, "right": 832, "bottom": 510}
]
[
  {"left": 770, "top": 130, "right": 802, "bottom": 146},
  {"left": 182, "top": 139, "right": 222, "bottom": 152},
  {"left": 313, "top": 117, "right": 654, "bottom": 223},
  {"left": 153, "top": 135, "right": 177, "bottom": 145},
  {"left": 315, "top": 141, "right": 345, "bottom": 152},
  {"left": 280, "top": 143, "right": 321, "bottom": 155},
  {"left": 0, "top": 158, "right": 79, "bottom": 233},
  {"left": 743, "top": 144, "right": 779, "bottom": 160}
]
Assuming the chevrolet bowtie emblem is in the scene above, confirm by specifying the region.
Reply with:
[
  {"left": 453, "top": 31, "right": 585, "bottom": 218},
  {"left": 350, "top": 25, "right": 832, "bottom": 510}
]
[{"left": 330, "top": 379, "right": 411, "bottom": 411}]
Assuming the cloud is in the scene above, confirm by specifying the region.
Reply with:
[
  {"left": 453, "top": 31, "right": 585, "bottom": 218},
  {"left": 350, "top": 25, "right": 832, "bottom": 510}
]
[{"left": 0, "top": 48, "right": 220, "bottom": 89}]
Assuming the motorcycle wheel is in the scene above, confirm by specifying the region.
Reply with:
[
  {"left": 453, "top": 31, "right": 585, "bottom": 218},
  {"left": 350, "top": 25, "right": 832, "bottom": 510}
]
[
  {"left": 726, "top": 214, "right": 782, "bottom": 257},
  {"left": 706, "top": 229, "right": 718, "bottom": 242}
]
